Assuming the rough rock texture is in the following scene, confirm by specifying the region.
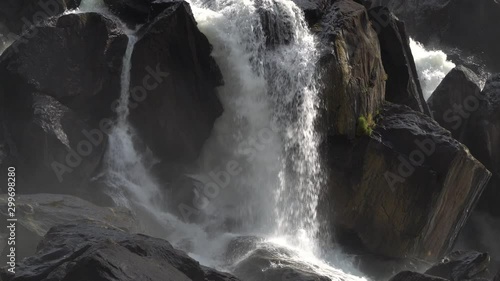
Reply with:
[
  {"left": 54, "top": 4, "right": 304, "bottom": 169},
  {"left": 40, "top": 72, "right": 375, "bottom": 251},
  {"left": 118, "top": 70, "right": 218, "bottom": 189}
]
[
  {"left": 0, "top": 13, "right": 127, "bottom": 194},
  {"left": 0, "top": 13, "right": 128, "bottom": 119},
  {"left": 461, "top": 74, "right": 500, "bottom": 216},
  {"left": 318, "top": 0, "right": 386, "bottom": 138},
  {"left": 0, "top": 194, "right": 139, "bottom": 264},
  {"left": 256, "top": 0, "right": 293, "bottom": 48},
  {"left": 389, "top": 271, "right": 450, "bottom": 281},
  {"left": 319, "top": 103, "right": 491, "bottom": 260},
  {"left": 130, "top": 2, "right": 223, "bottom": 163},
  {"left": 368, "top": 6, "right": 431, "bottom": 116},
  {"left": 425, "top": 251, "right": 490, "bottom": 281},
  {"left": 428, "top": 65, "right": 482, "bottom": 140},
  {"left": 0, "top": 0, "right": 80, "bottom": 36},
  {"left": 0, "top": 221, "right": 240, "bottom": 281},
  {"left": 370, "top": 0, "right": 500, "bottom": 72}
]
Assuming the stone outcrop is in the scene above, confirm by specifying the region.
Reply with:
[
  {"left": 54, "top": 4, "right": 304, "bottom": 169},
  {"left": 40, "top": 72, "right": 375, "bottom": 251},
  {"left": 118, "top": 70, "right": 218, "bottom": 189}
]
[
  {"left": 428, "top": 71, "right": 500, "bottom": 216},
  {"left": 0, "top": 194, "right": 139, "bottom": 264},
  {"left": 368, "top": 6, "right": 431, "bottom": 116},
  {"left": 428, "top": 65, "right": 482, "bottom": 139},
  {"left": 319, "top": 103, "right": 491, "bottom": 261},
  {"left": 129, "top": 2, "right": 223, "bottom": 163},
  {"left": 424, "top": 251, "right": 490, "bottom": 281},
  {"left": 0, "top": 13, "right": 127, "bottom": 195},
  {"left": 318, "top": 0, "right": 386, "bottom": 138},
  {"left": 0, "top": 221, "right": 240, "bottom": 281}
]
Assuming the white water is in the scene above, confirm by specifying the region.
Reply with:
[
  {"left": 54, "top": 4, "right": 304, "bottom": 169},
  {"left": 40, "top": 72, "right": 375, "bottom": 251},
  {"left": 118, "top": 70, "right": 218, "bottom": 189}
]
[
  {"left": 410, "top": 38, "right": 456, "bottom": 100},
  {"left": 78, "top": 0, "right": 366, "bottom": 280}
]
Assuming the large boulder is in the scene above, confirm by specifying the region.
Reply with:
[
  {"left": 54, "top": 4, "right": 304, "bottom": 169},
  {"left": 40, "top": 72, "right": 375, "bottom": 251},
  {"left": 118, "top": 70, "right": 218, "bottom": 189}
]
[
  {"left": 318, "top": 0, "right": 386, "bottom": 138},
  {"left": 129, "top": 2, "right": 223, "bottom": 163},
  {"left": 0, "top": 221, "right": 239, "bottom": 281},
  {"left": 319, "top": 102, "right": 491, "bottom": 261},
  {"left": 0, "top": 12, "right": 128, "bottom": 194},
  {"left": 102, "top": 0, "right": 176, "bottom": 25},
  {"left": 0, "top": 194, "right": 139, "bottom": 264},
  {"left": 370, "top": 0, "right": 500, "bottom": 72},
  {"left": 461, "top": 74, "right": 500, "bottom": 216},
  {"left": 428, "top": 65, "right": 482, "bottom": 140},
  {"left": 368, "top": 6, "right": 431, "bottom": 116}
]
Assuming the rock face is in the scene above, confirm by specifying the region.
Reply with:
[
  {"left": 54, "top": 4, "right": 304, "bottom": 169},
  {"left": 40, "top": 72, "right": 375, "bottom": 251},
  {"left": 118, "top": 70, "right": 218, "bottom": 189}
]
[
  {"left": 370, "top": 0, "right": 500, "bottom": 72},
  {"left": 425, "top": 251, "right": 490, "bottom": 281},
  {"left": 318, "top": 0, "right": 386, "bottom": 138},
  {"left": 429, "top": 71, "right": 500, "bottom": 216},
  {"left": 0, "top": 194, "right": 139, "bottom": 264},
  {"left": 0, "top": 0, "right": 80, "bottom": 36},
  {"left": 0, "top": 13, "right": 127, "bottom": 195},
  {"left": 290, "top": 0, "right": 329, "bottom": 26},
  {"left": 368, "top": 6, "right": 431, "bottom": 116},
  {"left": 129, "top": 2, "right": 223, "bottom": 163},
  {"left": 319, "top": 103, "right": 491, "bottom": 260},
  {"left": 428, "top": 66, "right": 482, "bottom": 140},
  {"left": 0, "top": 221, "right": 239, "bottom": 281}
]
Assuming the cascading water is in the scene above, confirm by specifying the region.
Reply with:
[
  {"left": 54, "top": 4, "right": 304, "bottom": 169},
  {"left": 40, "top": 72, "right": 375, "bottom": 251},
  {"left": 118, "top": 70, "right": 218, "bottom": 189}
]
[
  {"left": 76, "top": 0, "right": 366, "bottom": 279},
  {"left": 188, "top": 0, "right": 323, "bottom": 251}
]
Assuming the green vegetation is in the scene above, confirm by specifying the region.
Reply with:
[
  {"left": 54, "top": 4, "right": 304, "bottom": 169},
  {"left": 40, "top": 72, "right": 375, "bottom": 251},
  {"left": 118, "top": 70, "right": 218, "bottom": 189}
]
[{"left": 356, "top": 114, "right": 376, "bottom": 136}]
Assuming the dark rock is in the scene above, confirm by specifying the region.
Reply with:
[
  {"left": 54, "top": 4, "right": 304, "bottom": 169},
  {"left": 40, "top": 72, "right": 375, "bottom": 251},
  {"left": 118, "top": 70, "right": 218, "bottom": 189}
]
[
  {"left": 0, "top": 93, "right": 107, "bottom": 195},
  {"left": 389, "top": 271, "right": 450, "bottom": 281},
  {"left": 0, "top": 221, "right": 240, "bottom": 281},
  {"left": 368, "top": 6, "right": 431, "bottom": 116},
  {"left": 370, "top": 0, "right": 500, "bottom": 72},
  {"left": 129, "top": 2, "right": 223, "bottom": 163},
  {"left": 290, "top": 0, "right": 330, "bottom": 26},
  {"left": 0, "top": 194, "right": 138, "bottom": 264},
  {"left": 318, "top": 0, "right": 386, "bottom": 138},
  {"left": 427, "top": 65, "right": 482, "bottom": 140},
  {"left": 0, "top": 0, "right": 80, "bottom": 36},
  {"left": 461, "top": 74, "right": 500, "bottom": 216},
  {"left": 318, "top": 102, "right": 491, "bottom": 260},
  {"left": 256, "top": 0, "right": 294, "bottom": 48},
  {"left": 0, "top": 12, "right": 128, "bottom": 195},
  {"left": 103, "top": 0, "right": 178, "bottom": 26},
  {"left": 425, "top": 251, "right": 490, "bottom": 281},
  {"left": 494, "top": 270, "right": 500, "bottom": 281},
  {"left": 0, "top": 12, "right": 128, "bottom": 120}
]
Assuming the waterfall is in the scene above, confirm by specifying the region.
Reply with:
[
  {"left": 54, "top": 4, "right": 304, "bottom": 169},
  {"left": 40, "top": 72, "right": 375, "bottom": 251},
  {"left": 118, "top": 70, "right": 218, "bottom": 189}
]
[
  {"left": 410, "top": 38, "right": 456, "bottom": 100},
  {"left": 188, "top": 0, "right": 324, "bottom": 251},
  {"left": 75, "top": 0, "right": 365, "bottom": 279}
]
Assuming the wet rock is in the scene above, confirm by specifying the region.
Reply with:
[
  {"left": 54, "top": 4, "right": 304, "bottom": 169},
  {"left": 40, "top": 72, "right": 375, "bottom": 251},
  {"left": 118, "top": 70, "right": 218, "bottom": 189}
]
[
  {"left": 228, "top": 237, "right": 330, "bottom": 281},
  {"left": 368, "top": 6, "right": 431, "bottom": 116},
  {"left": 427, "top": 65, "right": 482, "bottom": 140},
  {"left": 129, "top": 2, "right": 223, "bottom": 163},
  {"left": 256, "top": 0, "right": 294, "bottom": 48},
  {"left": 0, "top": 194, "right": 138, "bottom": 264},
  {"left": 425, "top": 251, "right": 490, "bottom": 281},
  {"left": 290, "top": 0, "right": 330, "bottom": 26},
  {"left": 318, "top": 0, "right": 386, "bottom": 138},
  {"left": 0, "top": 221, "right": 240, "bottom": 281},
  {"left": 0, "top": 12, "right": 128, "bottom": 120},
  {"left": 319, "top": 103, "right": 491, "bottom": 261}
]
